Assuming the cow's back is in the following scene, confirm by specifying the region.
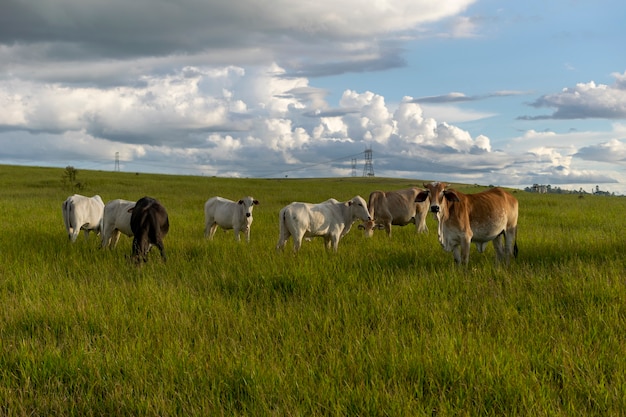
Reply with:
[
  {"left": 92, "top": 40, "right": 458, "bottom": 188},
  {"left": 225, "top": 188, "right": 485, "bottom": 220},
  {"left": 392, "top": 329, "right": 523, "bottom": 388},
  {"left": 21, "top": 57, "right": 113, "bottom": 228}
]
[
  {"left": 466, "top": 188, "right": 517, "bottom": 234},
  {"left": 206, "top": 197, "right": 236, "bottom": 222},
  {"left": 103, "top": 199, "right": 134, "bottom": 236},
  {"left": 282, "top": 201, "right": 338, "bottom": 234},
  {"left": 132, "top": 198, "right": 168, "bottom": 235},
  {"left": 205, "top": 196, "right": 230, "bottom": 211},
  {"left": 385, "top": 188, "right": 420, "bottom": 223}
]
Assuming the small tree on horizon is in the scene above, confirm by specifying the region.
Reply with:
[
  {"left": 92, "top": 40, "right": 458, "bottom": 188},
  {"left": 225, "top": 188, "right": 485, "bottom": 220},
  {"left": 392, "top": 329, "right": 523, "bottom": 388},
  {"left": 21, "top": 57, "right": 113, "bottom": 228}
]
[{"left": 62, "top": 166, "right": 84, "bottom": 191}]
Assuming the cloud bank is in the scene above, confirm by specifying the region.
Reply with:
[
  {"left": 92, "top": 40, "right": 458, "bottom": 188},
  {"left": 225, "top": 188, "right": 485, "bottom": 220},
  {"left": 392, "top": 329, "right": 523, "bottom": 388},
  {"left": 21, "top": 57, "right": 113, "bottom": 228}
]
[
  {"left": 1, "top": 0, "right": 625, "bottom": 193},
  {"left": 522, "top": 71, "right": 626, "bottom": 120}
]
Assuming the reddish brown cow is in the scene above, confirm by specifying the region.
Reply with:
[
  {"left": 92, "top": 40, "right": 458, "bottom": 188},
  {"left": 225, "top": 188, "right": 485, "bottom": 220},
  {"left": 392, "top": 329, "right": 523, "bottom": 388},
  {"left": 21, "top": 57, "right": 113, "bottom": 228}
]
[{"left": 415, "top": 182, "right": 518, "bottom": 265}]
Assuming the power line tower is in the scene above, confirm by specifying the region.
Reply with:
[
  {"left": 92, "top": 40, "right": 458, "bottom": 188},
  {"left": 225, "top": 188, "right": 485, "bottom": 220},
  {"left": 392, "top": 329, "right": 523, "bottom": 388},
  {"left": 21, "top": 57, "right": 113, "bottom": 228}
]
[
  {"left": 351, "top": 158, "right": 357, "bottom": 177},
  {"left": 362, "top": 148, "right": 374, "bottom": 177},
  {"left": 114, "top": 152, "right": 120, "bottom": 172}
]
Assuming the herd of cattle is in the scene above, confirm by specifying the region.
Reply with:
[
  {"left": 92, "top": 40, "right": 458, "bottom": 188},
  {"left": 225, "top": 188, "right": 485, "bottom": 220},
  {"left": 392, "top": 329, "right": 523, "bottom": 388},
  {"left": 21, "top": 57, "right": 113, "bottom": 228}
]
[{"left": 61, "top": 183, "right": 519, "bottom": 266}]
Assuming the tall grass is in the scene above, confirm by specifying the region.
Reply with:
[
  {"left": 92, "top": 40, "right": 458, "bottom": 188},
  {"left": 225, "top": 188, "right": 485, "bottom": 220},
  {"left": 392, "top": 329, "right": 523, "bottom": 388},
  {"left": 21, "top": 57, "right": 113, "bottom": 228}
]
[{"left": 0, "top": 165, "right": 625, "bottom": 415}]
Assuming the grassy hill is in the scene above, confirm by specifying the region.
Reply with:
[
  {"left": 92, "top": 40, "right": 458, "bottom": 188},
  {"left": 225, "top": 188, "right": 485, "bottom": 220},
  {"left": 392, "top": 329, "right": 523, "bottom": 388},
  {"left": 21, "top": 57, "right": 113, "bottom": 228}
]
[{"left": 0, "top": 164, "right": 624, "bottom": 415}]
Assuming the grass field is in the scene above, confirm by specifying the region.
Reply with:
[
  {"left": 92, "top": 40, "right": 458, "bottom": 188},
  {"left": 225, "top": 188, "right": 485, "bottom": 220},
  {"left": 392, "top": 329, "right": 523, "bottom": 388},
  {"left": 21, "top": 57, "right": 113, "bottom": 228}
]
[{"left": 0, "top": 164, "right": 625, "bottom": 416}]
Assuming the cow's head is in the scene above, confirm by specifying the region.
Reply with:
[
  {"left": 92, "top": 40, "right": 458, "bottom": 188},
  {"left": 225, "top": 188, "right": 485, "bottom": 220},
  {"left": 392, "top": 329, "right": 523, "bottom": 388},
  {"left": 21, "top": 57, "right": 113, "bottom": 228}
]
[
  {"left": 238, "top": 196, "right": 259, "bottom": 218},
  {"left": 348, "top": 195, "right": 371, "bottom": 222},
  {"left": 357, "top": 220, "right": 384, "bottom": 237},
  {"left": 416, "top": 182, "right": 460, "bottom": 214}
]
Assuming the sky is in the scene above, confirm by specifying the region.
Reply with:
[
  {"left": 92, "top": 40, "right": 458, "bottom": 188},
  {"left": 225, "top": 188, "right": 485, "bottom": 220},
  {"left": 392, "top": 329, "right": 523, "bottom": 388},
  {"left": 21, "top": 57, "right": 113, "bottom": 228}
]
[{"left": 1, "top": 0, "right": 626, "bottom": 194}]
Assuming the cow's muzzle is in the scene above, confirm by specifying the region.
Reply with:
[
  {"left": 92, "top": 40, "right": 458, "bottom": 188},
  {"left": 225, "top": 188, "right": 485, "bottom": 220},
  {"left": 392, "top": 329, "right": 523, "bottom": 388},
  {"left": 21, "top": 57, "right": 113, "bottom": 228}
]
[
  {"left": 246, "top": 213, "right": 251, "bottom": 217},
  {"left": 430, "top": 206, "right": 440, "bottom": 213}
]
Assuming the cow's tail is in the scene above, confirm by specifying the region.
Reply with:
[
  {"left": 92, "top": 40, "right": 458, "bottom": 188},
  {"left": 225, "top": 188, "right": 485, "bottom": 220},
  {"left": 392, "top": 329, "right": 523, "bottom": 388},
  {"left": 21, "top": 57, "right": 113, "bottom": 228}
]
[
  {"left": 62, "top": 199, "right": 73, "bottom": 239},
  {"left": 277, "top": 207, "right": 288, "bottom": 250},
  {"left": 513, "top": 240, "right": 519, "bottom": 258}
]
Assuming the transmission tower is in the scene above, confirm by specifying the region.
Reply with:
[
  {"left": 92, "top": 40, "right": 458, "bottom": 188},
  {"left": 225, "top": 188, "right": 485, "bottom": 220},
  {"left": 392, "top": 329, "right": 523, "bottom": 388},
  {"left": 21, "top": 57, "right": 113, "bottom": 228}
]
[
  {"left": 351, "top": 158, "right": 357, "bottom": 177},
  {"left": 114, "top": 152, "right": 120, "bottom": 172},
  {"left": 362, "top": 148, "right": 374, "bottom": 177}
]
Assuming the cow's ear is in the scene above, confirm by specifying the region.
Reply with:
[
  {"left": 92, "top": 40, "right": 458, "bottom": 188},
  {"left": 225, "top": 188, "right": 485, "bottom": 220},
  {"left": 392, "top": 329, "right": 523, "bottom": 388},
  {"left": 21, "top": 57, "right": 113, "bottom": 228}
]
[
  {"left": 415, "top": 191, "right": 429, "bottom": 202},
  {"left": 253, "top": 200, "right": 259, "bottom": 205},
  {"left": 127, "top": 207, "right": 134, "bottom": 213},
  {"left": 238, "top": 199, "right": 244, "bottom": 204},
  {"left": 443, "top": 190, "right": 460, "bottom": 202}
]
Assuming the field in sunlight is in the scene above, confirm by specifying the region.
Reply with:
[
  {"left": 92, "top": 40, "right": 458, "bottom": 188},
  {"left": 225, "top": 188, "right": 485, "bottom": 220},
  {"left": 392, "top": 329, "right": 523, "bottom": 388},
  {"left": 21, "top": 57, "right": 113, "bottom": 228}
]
[{"left": 0, "top": 164, "right": 624, "bottom": 415}]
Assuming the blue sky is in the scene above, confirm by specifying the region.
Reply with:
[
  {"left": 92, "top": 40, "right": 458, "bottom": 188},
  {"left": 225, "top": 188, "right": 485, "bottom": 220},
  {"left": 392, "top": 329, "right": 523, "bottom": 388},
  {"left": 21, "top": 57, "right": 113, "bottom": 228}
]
[{"left": 1, "top": 0, "right": 625, "bottom": 193}]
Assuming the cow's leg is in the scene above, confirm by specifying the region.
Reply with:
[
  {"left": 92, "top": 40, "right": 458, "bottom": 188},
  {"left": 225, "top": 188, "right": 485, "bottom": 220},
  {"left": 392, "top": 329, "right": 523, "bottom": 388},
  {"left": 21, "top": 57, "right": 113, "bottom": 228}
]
[
  {"left": 69, "top": 227, "right": 79, "bottom": 242},
  {"left": 142, "top": 240, "right": 150, "bottom": 263},
  {"left": 140, "top": 234, "right": 154, "bottom": 263},
  {"left": 156, "top": 238, "right": 167, "bottom": 263},
  {"left": 452, "top": 245, "right": 463, "bottom": 264},
  {"left": 204, "top": 218, "right": 214, "bottom": 238},
  {"left": 330, "top": 235, "right": 341, "bottom": 252},
  {"left": 110, "top": 230, "right": 121, "bottom": 249},
  {"left": 505, "top": 226, "right": 518, "bottom": 264},
  {"left": 208, "top": 223, "right": 218, "bottom": 240},
  {"left": 101, "top": 226, "right": 117, "bottom": 248},
  {"left": 437, "top": 218, "right": 445, "bottom": 247},
  {"left": 416, "top": 212, "right": 428, "bottom": 234},
  {"left": 101, "top": 229, "right": 110, "bottom": 248},
  {"left": 132, "top": 237, "right": 142, "bottom": 263},
  {"left": 293, "top": 231, "right": 306, "bottom": 252},
  {"left": 385, "top": 221, "right": 392, "bottom": 237},
  {"left": 492, "top": 234, "right": 505, "bottom": 264},
  {"left": 244, "top": 228, "right": 251, "bottom": 243},
  {"left": 276, "top": 233, "right": 288, "bottom": 251},
  {"left": 324, "top": 236, "right": 332, "bottom": 250},
  {"left": 458, "top": 238, "right": 471, "bottom": 265}
]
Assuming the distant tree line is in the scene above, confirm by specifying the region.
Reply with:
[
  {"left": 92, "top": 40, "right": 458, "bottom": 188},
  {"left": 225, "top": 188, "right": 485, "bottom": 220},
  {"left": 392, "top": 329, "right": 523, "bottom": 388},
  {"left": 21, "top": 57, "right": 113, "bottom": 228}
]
[{"left": 525, "top": 184, "right": 617, "bottom": 196}]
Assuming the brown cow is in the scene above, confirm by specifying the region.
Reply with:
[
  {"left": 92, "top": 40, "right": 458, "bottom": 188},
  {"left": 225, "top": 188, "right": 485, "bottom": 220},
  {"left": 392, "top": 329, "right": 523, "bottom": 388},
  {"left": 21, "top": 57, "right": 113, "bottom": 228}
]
[
  {"left": 129, "top": 196, "right": 169, "bottom": 264},
  {"left": 415, "top": 182, "right": 518, "bottom": 265},
  {"left": 358, "top": 187, "right": 429, "bottom": 237}
]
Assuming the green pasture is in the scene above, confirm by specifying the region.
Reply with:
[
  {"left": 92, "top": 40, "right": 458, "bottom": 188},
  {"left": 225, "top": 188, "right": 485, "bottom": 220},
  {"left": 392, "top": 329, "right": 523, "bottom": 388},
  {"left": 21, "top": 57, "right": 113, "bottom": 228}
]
[{"left": 0, "top": 164, "right": 625, "bottom": 416}]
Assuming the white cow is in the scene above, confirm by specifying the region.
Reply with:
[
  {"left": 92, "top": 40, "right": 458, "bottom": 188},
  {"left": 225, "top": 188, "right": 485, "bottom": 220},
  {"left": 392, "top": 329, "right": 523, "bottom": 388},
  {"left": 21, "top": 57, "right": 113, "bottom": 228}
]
[
  {"left": 62, "top": 194, "right": 105, "bottom": 242},
  {"left": 204, "top": 196, "right": 259, "bottom": 242},
  {"left": 101, "top": 199, "right": 135, "bottom": 249},
  {"left": 276, "top": 196, "right": 371, "bottom": 252}
]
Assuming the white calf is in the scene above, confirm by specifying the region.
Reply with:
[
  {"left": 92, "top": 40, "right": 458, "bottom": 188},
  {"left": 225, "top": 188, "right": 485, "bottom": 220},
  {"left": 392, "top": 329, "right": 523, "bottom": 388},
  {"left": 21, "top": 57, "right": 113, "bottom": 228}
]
[
  {"left": 276, "top": 196, "right": 371, "bottom": 252},
  {"left": 204, "top": 196, "right": 259, "bottom": 242}
]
